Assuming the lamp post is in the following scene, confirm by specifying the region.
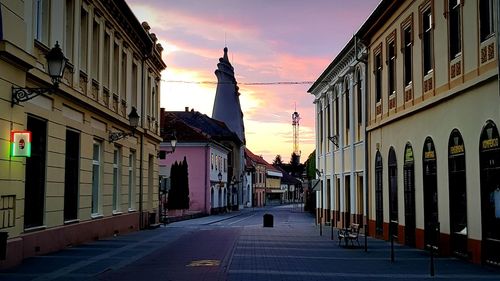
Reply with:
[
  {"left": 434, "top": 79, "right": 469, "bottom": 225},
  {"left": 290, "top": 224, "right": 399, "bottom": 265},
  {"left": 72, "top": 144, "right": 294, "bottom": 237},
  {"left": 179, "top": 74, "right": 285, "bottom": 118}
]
[
  {"left": 109, "top": 107, "right": 140, "bottom": 142},
  {"left": 12, "top": 42, "right": 67, "bottom": 106},
  {"left": 240, "top": 174, "right": 244, "bottom": 207}
]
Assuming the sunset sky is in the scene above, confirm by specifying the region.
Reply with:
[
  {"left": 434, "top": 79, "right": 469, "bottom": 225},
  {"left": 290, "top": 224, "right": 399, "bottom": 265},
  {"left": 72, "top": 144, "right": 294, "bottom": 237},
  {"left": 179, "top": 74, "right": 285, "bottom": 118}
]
[{"left": 127, "top": 0, "right": 380, "bottom": 163}]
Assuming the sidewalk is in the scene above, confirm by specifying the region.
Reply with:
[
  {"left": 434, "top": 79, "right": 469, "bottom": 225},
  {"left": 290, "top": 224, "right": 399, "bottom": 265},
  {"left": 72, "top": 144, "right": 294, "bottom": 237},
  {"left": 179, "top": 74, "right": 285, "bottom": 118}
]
[
  {"left": 228, "top": 207, "right": 500, "bottom": 281},
  {"left": 0, "top": 210, "right": 246, "bottom": 281}
]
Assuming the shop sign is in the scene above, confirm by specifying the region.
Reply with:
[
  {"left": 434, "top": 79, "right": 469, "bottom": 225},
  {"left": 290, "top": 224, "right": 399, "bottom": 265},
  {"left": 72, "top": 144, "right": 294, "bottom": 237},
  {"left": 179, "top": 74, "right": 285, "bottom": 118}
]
[
  {"left": 449, "top": 144, "right": 464, "bottom": 155},
  {"left": 482, "top": 138, "right": 499, "bottom": 150},
  {"left": 10, "top": 130, "right": 31, "bottom": 157},
  {"left": 405, "top": 147, "right": 414, "bottom": 162},
  {"left": 424, "top": 150, "right": 435, "bottom": 159}
]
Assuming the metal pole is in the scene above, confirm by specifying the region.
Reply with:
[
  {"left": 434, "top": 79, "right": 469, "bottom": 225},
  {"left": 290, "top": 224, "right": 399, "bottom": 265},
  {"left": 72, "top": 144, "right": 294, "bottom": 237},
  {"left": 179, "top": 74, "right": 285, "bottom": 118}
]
[
  {"left": 331, "top": 219, "right": 334, "bottom": 240},
  {"left": 320, "top": 213, "right": 323, "bottom": 236},
  {"left": 390, "top": 226, "right": 395, "bottom": 262},
  {"left": 364, "top": 223, "right": 368, "bottom": 252},
  {"left": 430, "top": 243, "right": 435, "bottom": 276}
]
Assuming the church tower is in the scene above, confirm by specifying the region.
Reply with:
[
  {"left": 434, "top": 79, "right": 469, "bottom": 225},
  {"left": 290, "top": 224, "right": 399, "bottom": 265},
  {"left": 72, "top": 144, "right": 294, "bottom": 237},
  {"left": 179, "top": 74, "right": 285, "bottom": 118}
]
[{"left": 212, "top": 47, "right": 245, "bottom": 144}]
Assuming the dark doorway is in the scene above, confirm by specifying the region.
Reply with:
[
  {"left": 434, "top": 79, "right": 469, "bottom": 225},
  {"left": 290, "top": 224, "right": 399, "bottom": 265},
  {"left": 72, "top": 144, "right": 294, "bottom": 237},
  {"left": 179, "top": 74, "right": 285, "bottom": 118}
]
[
  {"left": 64, "top": 129, "right": 80, "bottom": 221},
  {"left": 345, "top": 175, "right": 351, "bottom": 228},
  {"left": 375, "top": 151, "right": 383, "bottom": 236},
  {"left": 479, "top": 120, "right": 500, "bottom": 265},
  {"left": 24, "top": 116, "right": 47, "bottom": 229},
  {"left": 448, "top": 129, "right": 468, "bottom": 258},
  {"left": 423, "top": 137, "right": 439, "bottom": 249},
  {"left": 388, "top": 147, "right": 398, "bottom": 238},
  {"left": 403, "top": 143, "right": 416, "bottom": 247}
]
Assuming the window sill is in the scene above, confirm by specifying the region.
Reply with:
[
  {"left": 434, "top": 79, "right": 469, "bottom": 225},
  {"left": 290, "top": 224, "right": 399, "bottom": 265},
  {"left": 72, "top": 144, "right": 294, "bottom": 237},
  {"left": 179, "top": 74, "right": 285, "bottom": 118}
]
[
  {"left": 64, "top": 219, "right": 80, "bottom": 225},
  {"left": 24, "top": 225, "right": 47, "bottom": 233},
  {"left": 112, "top": 211, "right": 123, "bottom": 216},
  {"left": 128, "top": 208, "right": 137, "bottom": 213},
  {"left": 91, "top": 213, "right": 103, "bottom": 219}
]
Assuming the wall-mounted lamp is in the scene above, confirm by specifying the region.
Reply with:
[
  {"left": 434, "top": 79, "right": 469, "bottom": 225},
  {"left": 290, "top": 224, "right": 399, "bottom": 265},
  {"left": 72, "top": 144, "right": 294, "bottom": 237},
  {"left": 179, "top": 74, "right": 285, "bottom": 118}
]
[
  {"left": 12, "top": 42, "right": 67, "bottom": 107},
  {"left": 157, "top": 131, "right": 177, "bottom": 159},
  {"left": 109, "top": 107, "right": 140, "bottom": 142},
  {"left": 328, "top": 135, "right": 339, "bottom": 148}
]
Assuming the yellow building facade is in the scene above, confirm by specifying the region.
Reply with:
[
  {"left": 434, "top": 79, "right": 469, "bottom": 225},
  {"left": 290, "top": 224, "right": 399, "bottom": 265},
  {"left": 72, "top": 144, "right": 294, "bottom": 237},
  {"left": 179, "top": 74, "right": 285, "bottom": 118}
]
[
  {"left": 0, "top": 0, "right": 165, "bottom": 268},
  {"left": 360, "top": 0, "right": 499, "bottom": 265}
]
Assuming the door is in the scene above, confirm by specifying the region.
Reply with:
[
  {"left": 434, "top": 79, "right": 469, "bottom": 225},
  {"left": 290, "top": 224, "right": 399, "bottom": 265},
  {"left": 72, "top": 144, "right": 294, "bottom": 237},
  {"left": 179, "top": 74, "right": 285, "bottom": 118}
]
[
  {"left": 375, "top": 151, "right": 383, "bottom": 236},
  {"left": 403, "top": 143, "right": 416, "bottom": 247},
  {"left": 423, "top": 137, "right": 439, "bottom": 249},
  {"left": 388, "top": 147, "right": 398, "bottom": 238}
]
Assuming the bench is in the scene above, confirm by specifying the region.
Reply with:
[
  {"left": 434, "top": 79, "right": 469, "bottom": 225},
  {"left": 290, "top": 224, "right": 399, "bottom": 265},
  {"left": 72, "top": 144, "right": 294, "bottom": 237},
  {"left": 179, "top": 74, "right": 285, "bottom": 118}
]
[{"left": 338, "top": 223, "right": 361, "bottom": 247}]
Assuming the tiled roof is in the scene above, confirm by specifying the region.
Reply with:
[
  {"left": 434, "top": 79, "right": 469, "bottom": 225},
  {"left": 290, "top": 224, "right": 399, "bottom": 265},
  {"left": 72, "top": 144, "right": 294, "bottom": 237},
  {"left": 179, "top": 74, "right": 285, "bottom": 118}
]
[{"left": 161, "top": 110, "right": 242, "bottom": 145}]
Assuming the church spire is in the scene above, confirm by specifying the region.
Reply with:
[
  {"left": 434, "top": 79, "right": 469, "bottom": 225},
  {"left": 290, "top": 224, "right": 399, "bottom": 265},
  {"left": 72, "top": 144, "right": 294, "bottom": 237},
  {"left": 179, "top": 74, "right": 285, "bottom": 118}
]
[{"left": 212, "top": 47, "right": 245, "bottom": 144}]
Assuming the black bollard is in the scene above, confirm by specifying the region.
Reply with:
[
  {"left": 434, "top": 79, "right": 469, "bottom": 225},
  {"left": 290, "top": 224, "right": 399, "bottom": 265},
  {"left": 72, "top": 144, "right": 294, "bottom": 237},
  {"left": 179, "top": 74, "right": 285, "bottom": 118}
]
[
  {"left": 320, "top": 221, "right": 323, "bottom": 236},
  {"left": 430, "top": 244, "right": 435, "bottom": 276},
  {"left": 331, "top": 219, "right": 334, "bottom": 240},
  {"left": 364, "top": 224, "right": 368, "bottom": 252}
]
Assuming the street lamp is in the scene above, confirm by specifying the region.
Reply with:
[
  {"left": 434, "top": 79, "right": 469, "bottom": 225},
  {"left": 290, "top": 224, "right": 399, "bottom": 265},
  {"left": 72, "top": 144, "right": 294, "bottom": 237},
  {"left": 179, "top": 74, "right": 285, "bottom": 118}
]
[
  {"left": 109, "top": 107, "right": 140, "bottom": 142},
  {"left": 158, "top": 131, "right": 177, "bottom": 158},
  {"left": 12, "top": 41, "right": 67, "bottom": 107},
  {"left": 328, "top": 135, "right": 339, "bottom": 148}
]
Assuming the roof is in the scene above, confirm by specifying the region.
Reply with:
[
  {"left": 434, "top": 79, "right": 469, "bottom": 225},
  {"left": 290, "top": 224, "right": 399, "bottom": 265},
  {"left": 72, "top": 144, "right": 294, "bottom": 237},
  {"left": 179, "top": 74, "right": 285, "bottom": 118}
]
[
  {"left": 275, "top": 166, "right": 301, "bottom": 185},
  {"left": 161, "top": 109, "right": 242, "bottom": 145},
  {"left": 244, "top": 147, "right": 281, "bottom": 174}
]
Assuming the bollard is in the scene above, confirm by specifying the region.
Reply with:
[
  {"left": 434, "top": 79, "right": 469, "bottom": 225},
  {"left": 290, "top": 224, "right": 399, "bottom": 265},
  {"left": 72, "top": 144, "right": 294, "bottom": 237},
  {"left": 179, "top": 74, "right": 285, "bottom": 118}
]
[
  {"left": 364, "top": 224, "right": 368, "bottom": 252},
  {"left": 331, "top": 219, "right": 334, "bottom": 240},
  {"left": 391, "top": 231, "right": 395, "bottom": 262},
  {"left": 320, "top": 221, "right": 323, "bottom": 236}
]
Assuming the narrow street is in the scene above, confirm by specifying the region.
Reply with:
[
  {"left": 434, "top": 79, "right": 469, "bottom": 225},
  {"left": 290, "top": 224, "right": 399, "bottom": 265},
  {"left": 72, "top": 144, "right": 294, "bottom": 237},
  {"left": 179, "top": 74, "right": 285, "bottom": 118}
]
[{"left": 2, "top": 205, "right": 500, "bottom": 281}]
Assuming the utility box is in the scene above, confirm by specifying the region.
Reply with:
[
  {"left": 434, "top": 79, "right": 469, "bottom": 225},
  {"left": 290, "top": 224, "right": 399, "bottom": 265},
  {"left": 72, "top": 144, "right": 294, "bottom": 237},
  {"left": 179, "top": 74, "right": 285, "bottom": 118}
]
[{"left": 263, "top": 213, "right": 274, "bottom": 227}]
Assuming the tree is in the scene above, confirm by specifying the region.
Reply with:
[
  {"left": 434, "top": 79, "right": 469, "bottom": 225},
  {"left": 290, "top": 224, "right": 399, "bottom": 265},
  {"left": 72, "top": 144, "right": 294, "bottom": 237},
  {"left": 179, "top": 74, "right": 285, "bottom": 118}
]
[
  {"left": 305, "top": 150, "right": 316, "bottom": 180},
  {"left": 273, "top": 154, "right": 283, "bottom": 166},
  {"left": 167, "top": 161, "right": 180, "bottom": 209},
  {"left": 180, "top": 157, "right": 190, "bottom": 209},
  {"left": 167, "top": 158, "right": 190, "bottom": 210}
]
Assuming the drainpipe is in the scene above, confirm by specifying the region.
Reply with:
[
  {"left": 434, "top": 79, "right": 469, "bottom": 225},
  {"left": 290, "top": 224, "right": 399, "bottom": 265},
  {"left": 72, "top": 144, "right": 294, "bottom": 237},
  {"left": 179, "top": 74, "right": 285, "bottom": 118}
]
[{"left": 139, "top": 43, "right": 154, "bottom": 230}]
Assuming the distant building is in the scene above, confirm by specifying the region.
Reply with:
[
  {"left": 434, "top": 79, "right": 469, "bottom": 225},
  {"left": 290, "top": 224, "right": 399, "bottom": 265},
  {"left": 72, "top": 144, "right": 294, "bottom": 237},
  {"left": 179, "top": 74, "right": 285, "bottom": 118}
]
[
  {"left": 0, "top": 0, "right": 165, "bottom": 268},
  {"left": 160, "top": 108, "right": 243, "bottom": 214},
  {"left": 245, "top": 148, "right": 267, "bottom": 207},
  {"left": 212, "top": 47, "right": 246, "bottom": 208}
]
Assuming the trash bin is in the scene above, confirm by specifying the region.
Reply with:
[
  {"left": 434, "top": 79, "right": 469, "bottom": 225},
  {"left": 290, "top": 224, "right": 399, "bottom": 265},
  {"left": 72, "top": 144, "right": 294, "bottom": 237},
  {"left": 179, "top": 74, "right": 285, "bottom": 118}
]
[
  {"left": 148, "top": 212, "right": 157, "bottom": 227},
  {"left": 0, "top": 232, "right": 8, "bottom": 260},
  {"left": 263, "top": 213, "right": 273, "bottom": 227}
]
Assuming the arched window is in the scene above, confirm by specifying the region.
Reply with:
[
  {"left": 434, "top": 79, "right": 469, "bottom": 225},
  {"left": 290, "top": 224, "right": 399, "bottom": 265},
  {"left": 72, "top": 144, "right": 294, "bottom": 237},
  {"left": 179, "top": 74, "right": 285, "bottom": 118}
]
[
  {"left": 479, "top": 120, "right": 500, "bottom": 265},
  {"left": 403, "top": 143, "right": 416, "bottom": 247},
  {"left": 423, "top": 136, "right": 439, "bottom": 249},
  {"left": 448, "top": 129, "right": 467, "bottom": 257},
  {"left": 388, "top": 147, "right": 398, "bottom": 237},
  {"left": 375, "top": 151, "right": 383, "bottom": 236}
]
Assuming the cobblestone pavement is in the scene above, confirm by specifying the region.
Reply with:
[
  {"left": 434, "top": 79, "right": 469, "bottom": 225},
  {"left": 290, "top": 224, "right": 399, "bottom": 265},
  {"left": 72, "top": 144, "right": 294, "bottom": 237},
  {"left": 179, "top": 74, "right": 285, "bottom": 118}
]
[{"left": 2, "top": 205, "right": 500, "bottom": 281}]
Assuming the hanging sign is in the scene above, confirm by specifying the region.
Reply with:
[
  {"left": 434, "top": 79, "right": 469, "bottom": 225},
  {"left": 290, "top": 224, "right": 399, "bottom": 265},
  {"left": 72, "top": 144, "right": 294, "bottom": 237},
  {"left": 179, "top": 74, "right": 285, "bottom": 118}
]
[{"left": 10, "top": 130, "right": 31, "bottom": 157}]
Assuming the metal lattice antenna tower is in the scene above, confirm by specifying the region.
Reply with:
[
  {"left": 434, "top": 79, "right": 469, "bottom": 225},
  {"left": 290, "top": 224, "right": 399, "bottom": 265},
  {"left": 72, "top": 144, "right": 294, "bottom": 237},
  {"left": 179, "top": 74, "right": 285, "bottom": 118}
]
[{"left": 292, "top": 104, "right": 301, "bottom": 156}]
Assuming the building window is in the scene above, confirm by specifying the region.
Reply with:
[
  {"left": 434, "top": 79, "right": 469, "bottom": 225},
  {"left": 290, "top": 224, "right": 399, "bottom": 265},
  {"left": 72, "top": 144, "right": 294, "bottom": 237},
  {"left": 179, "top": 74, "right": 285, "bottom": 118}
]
[
  {"left": 422, "top": 7, "right": 433, "bottom": 74},
  {"left": 121, "top": 51, "right": 127, "bottom": 98},
  {"left": 64, "top": 129, "right": 80, "bottom": 221},
  {"left": 335, "top": 94, "right": 339, "bottom": 135},
  {"left": 80, "top": 7, "right": 89, "bottom": 72},
  {"left": 131, "top": 63, "right": 138, "bottom": 107},
  {"left": 480, "top": 0, "right": 494, "bottom": 42},
  {"left": 34, "top": 0, "right": 50, "bottom": 46},
  {"left": 103, "top": 32, "right": 110, "bottom": 87},
  {"left": 403, "top": 24, "right": 413, "bottom": 86},
  {"left": 319, "top": 105, "right": 323, "bottom": 153},
  {"left": 387, "top": 40, "right": 396, "bottom": 96},
  {"left": 64, "top": 0, "right": 74, "bottom": 62},
  {"left": 211, "top": 153, "right": 214, "bottom": 170},
  {"left": 92, "top": 18, "right": 100, "bottom": 81},
  {"left": 374, "top": 51, "right": 382, "bottom": 103},
  {"left": 326, "top": 102, "right": 331, "bottom": 152},
  {"left": 113, "top": 42, "right": 119, "bottom": 94},
  {"left": 448, "top": 0, "right": 462, "bottom": 59},
  {"left": 128, "top": 151, "right": 136, "bottom": 210},
  {"left": 92, "top": 140, "right": 102, "bottom": 215},
  {"left": 356, "top": 71, "right": 362, "bottom": 125},
  {"left": 113, "top": 147, "right": 121, "bottom": 212},
  {"left": 345, "top": 82, "right": 350, "bottom": 130}
]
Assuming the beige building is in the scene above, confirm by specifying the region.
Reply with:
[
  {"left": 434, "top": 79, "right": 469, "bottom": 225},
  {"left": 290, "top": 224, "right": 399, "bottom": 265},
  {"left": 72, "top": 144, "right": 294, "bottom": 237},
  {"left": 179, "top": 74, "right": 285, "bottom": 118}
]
[
  {"left": 309, "top": 37, "right": 367, "bottom": 229},
  {"left": 359, "top": 0, "right": 499, "bottom": 265},
  {"left": 0, "top": 0, "right": 165, "bottom": 268}
]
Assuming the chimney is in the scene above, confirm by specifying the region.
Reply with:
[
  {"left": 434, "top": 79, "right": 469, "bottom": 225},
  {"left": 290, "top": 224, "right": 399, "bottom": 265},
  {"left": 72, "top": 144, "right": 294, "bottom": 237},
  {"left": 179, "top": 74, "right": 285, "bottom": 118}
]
[{"left": 185, "top": 107, "right": 189, "bottom": 112}]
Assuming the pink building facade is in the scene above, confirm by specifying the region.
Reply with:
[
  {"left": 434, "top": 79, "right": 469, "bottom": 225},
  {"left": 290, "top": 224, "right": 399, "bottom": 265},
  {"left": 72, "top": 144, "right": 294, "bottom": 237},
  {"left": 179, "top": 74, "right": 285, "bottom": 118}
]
[{"left": 159, "top": 143, "right": 229, "bottom": 215}]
